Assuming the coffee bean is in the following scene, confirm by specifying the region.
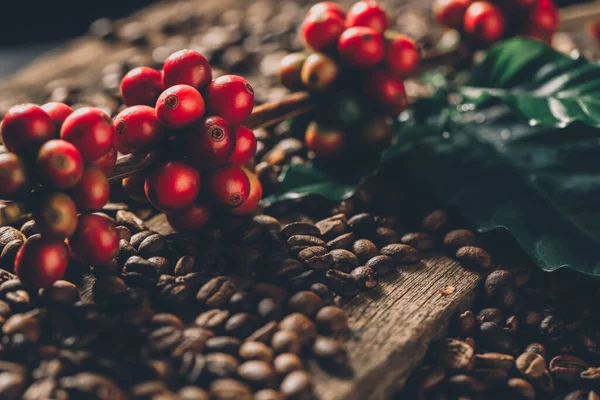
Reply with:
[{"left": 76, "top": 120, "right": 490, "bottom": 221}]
[
  {"left": 130, "top": 231, "right": 155, "bottom": 249},
  {"left": 297, "top": 247, "right": 332, "bottom": 270},
  {"left": 179, "top": 386, "right": 209, "bottom": 400},
  {"left": 374, "top": 227, "right": 401, "bottom": 247},
  {"left": 564, "top": 391, "right": 600, "bottom": 400},
  {"left": 447, "top": 374, "right": 485, "bottom": 394},
  {"left": 41, "top": 280, "right": 79, "bottom": 305},
  {"left": 116, "top": 210, "right": 146, "bottom": 233},
  {"left": 209, "top": 378, "right": 252, "bottom": 400},
  {"left": 401, "top": 232, "right": 435, "bottom": 252},
  {"left": 516, "top": 352, "right": 546, "bottom": 379},
  {"left": 138, "top": 234, "right": 165, "bottom": 258},
  {"left": 315, "top": 214, "right": 347, "bottom": 239},
  {"left": 225, "top": 313, "right": 259, "bottom": 339},
  {"left": 443, "top": 229, "right": 477, "bottom": 252},
  {"left": 507, "top": 378, "right": 535, "bottom": 400},
  {"left": 271, "top": 330, "right": 303, "bottom": 355},
  {"left": 60, "top": 372, "right": 127, "bottom": 400},
  {"left": 348, "top": 213, "right": 376, "bottom": 236},
  {"left": 325, "top": 270, "right": 360, "bottom": 297},
  {"left": 196, "top": 277, "right": 236, "bottom": 308},
  {"left": 350, "top": 266, "right": 377, "bottom": 290},
  {"left": 124, "top": 256, "right": 159, "bottom": 278},
  {"left": 253, "top": 215, "right": 282, "bottom": 232},
  {"left": 549, "top": 355, "right": 588, "bottom": 383},
  {"left": 442, "top": 339, "right": 474, "bottom": 372},
  {"left": 484, "top": 270, "right": 517, "bottom": 309},
  {"left": 421, "top": 209, "right": 449, "bottom": 233},
  {"left": 266, "top": 258, "right": 305, "bottom": 278},
  {"left": 254, "top": 389, "right": 284, "bottom": 400},
  {"left": 287, "top": 235, "right": 325, "bottom": 253},
  {"left": 351, "top": 239, "right": 378, "bottom": 264},
  {"left": 174, "top": 256, "right": 195, "bottom": 276},
  {"left": 148, "top": 256, "right": 170, "bottom": 274},
  {"left": 237, "top": 360, "right": 275, "bottom": 389},
  {"left": 308, "top": 283, "right": 334, "bottom": 306},
  {"left": 479, "top": 321, "right": 513, "bottom": 352},
  {"left": 115, "top": 226, "right": 131, "bottom": 242},
  {"left": 457, "top": 310, "right": 477, "bottom": 335},
  {"left": 205, "top": 353, "right": 239, "bottom": 381},
  {"left": 312, "top": 336, "right": 348, "bottom": 370},
  {"left": 274, "top": 353, "right": 303, "bottom": 377},
  {"left": 239, "top": 341, "right": 274, "bottom": 363},
  {"left": 195, "top": 309, "right": 230, "bottom": 331},
  {"left": 205, "top": 337, "right": 242, "bottom": 356},
  {"left": 151, "top": 313, "right": 184, "bottom": 331},
  {"left": 0, "top": 240, "right": 22, "bottom": 270},
  {"left": 477, "top": 308, "right": 503, "bottom": 324},
  {"left": 365, "top": 255, "right": 396, "bottom": 276},
  {"left": 229, "top": 292, "right": 259, "bottom": 314},
  {"left": 148, "top": 326, "right": 182, "bottom": 356},
  {"left": 278, "top": 313, "right": 317, "bottom": 346},
  {"left": 327, "top": 232, "right": 356, "bottom": 250},
  {"left": 581, "top": 367, "right": 600, "bottom": 381},
  {"left": 474, "top": 353, "right": 514, "bottom": 370},
  {"left": 19, "top": 221, "right": 38, "bottom": 238},
  {"left": 315, "top": 306, "right": 348, "bottom": 335},
  {"left": 280, "top": 371, "right": 314, "bottom": 400},
  {"left": 252, "top": 283, "right": 288, "bottom": 304},
  {"left": 329, "top": 249, "right": 359, "bottom": 273},
  {"left": 0, "top": 372, "right": 25, "bottom": 400},
  {"left": 288, "top": 291, "right": 323, "bottom": 318},
  {"left": 524, "top": 343, "right": 545, "bottom": 358},
  {"left": 455, "top": 246, "right": 493, "bottom": 270},
  {"left": 281, "top": 223, "right": 320, "bottom": 238},
  {"left": 256, "top": 298, "right": 283, "bottom": 321},
  {"left": 539, "top": 315, "right": 567, "bottom": 343}
]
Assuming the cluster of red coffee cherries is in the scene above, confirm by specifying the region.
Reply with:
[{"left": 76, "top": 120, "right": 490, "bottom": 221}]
[
  {"left": 116, "top": 49, "right": 261, "bottom": 232},
  {"left": 0, "top": 103, "right": 119, "bottom": 287},
  {"left": 433, "top": 0, "right": 559, "bottom": 45},
  {"left": 279, "top": 1, "right": 420, "bottom": 158}
]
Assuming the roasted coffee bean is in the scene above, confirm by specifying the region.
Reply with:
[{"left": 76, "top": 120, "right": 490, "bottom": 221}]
[
  {"left": 365, "top": 255, "right": 396, "bottom": 276},
  {"left": 329, "top": 249, "right": 359, "bottom": 273},
  {"left": 581, "top": 367, "right": 600, "bottom": 381},
  {"left": 129, "top": 381, "right": 170, "bottom": 398},
  {"left": 325, "top": 270, "right": 360, "bottom": 297},
  {"left": 124, "top": 256, "right": 159, "bottom": 277},
  {"left": 253, "top": 215, "right": 282, "bottom": 232},
  {"left": 327, "top": 232, "right": 356, "bottom": 250},
  {"left": 267, "top": 258, "right": 305, "bottom": 278},
  {"left": 279, "top": 313, "right": 317, "bottom": 345},
  {"left": 237, "top": 360, "right": 275, "bottom": 389},
  {"left": 549, "top": 355, "right": 588, "bottom": 383},
  {"left": 178, "top": 386, "right": 209, "bottom": 400},
  {"left": 3, "top": 313, "right": 41, "bottom": 343},
  {"left": 138, "top": 234, "right": 165, "bottom": 258},
  {"left": 474, "top": 353, "right": 514, "bottom": 370},
  {"left": 174, "top": 256, "right": 195, "bottom": 276},
  {"left": 257, "top": 298, "right": 283, "bottom": 321},
  {"left": 288, "top": 291, "right": 323, "bottom": 318},
  {"left": 148, "top": 256, "right": 170, "bottom": 274},
  {"left": 130, "top": 231, "right": 155, "bottom": 249},
  {"left": 0, "top": 240, "right": 22, "bottom": 270},
  {"left": 421, "top": 209, "right": 449, "bottom": 233},
  {"left": 224, "top": 313, "right": 259, "bottom": 339},
  {"left": 280, "top": 371, "right": 314, "bottom": 400},
  {"left": 239, "top": 341, "right": 274, "bottom": 363},
  {"left": 477, "top": 308, "right": 503, "bottom": 324},
  {"left": 479, "top": 321, "right": 513, "bottom": 351},
  {"left": 151, "top": 313, "right": 184, "bottom": 330},
  {"left": 60, "top": 372, "right": 127, "bottom": 400},
  {"left": 443, "top": 230, "right": 477, "bottom": 252},
  {"left": 0, "top": 372, "right": 25, "bottom": 400},
  {"left": 442, "top": 339, "right": 474, "bottom": 372},
  {"left": 350, "top": 266, "right": 378, "bottom": 290},
  {"left": 115, "top": 226, "right": 131, "bottom": 241},
  {"left": 309, "top": 283, "right": 334, "bottom": 305},
  {"left": 458, "top": 310, "right": 477, "bottom": 335},
  {"left": 564, "top": 391, "right": 600, "bottom": 400},
  {"left": 516, "top": 351, "right": 546, "bottom": 379},
  {"left": 197, "top": 277, "right": 236, "bottom": 308},
  {"left": 252, "top": 283, "right": 288, "bottom": 304},
  {"left": 116, "top": 210, "right": 146, "bottom": 233},
  {"left": 41, "top": 280, "right": 79, "bottom": 305},
  {"left": 524, "top": 342, "right": 545, "bottom": 358},
  {"left": 204, "top": 353, "right": 239, "bottom": 381},
  {"left": 205, "top": 337, "right": 242, "bottom": 356},
  {"left": 209, "top": 378, "right": 252, "bottom": 400},
  {"left": 315, "top": 214, "right": 347, "bottom": 239},
  {"left": 455, "top": 246, "right": 493, "bottom": 270},
  {"left": 228, "top": 292, "right": 258, "bottom": 314},
  {"left": 447, "top": 374, "right": 485, "bottom": 394},
  {"left": 195, "top": 309, "right": 230, "bottom": 331},
  {"left": 0, "top": 300, "right": 11, "bottom": 317},
  {"left": 507, "top": 378, "right": 535, "bottom": 400},
  {"left": 118, "top": 239, "right": 138, "bottom": 263},
  {"left": 148, "top": 326, "right": 182, "bottom": 356},
  {"left": 484, "top": 270, "right": 517, "bottom": 309},
  {"left": 374, "top": 227, "right": 401, "bottom": 247},
  {"left": 539, "top": 315, "right": 567, "bottom": 343},
  {"left": 297, "top": 247, "right": 332, "bottom": 270},
  {"left": 312, "top": 336, "right": 348, "bottom": 368},
  {"left": 287, "top": 235, "right": 325, "bottom": 253},
  {"left": 247, "top": 321, "right": 279, "bottom": 344},
  {"left": 401, "top": 232, "right": 435, "bottom": 252},
  {"left": 281, "top": 223, "right": 321, "bottom": 239},
  {"left": 271, "top": 330, "right": 303, "bottom": 355},
  {"left": 254, "top": 389, "right": 284, "bottom": 400},
  {"left": 313, "top": 308, "right": 349, "bottom": 339},
  {"left": 348, "top": 213, "right": 376, "bottom": 236},
  {"left": 351, "top": 239, "right": 378, "bottom": 264},
  {"left": 19, "top": 221, "right": 38, "bottom": 238},
  {"left": 274, "top": 353, "right": 303, "bottom": 377}
]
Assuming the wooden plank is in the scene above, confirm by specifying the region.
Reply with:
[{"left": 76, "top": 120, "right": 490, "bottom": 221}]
[{"left": 144, "top": 213, "right": 481, "bottom": 400}]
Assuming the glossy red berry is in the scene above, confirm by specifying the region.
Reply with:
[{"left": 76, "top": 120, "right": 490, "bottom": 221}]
[
  {"left": 70, "top": 214, "right": 119, "bottom": 266},
  {"left": 34, "top": 192, "right": 78, "bottom": 239},
  {"left": 120, "top": 67, "right": 163, "bottom": 107},
  {"left": 338, "top": 27, "right": 385, "bottom": 69},
  {"left": 155, "top": 84, "right": 205, "bottom": 129},
  {"left": 363, "top": 70, "right": 408, "bottom": 116},
  {"left": 71, "top": 167, "right": 110, "bottom": 210},
  {"left": 184, "top": 116, "right": 234, "bottom": 170},
  {"left": 588, "top": 21, "right": 600, "bottom": 44},
  {"left": 166, "top": 203, "right": 211, "bottom": 232},
  {"left": 205, "top": 164, "right": 250, "bottom": 208},
  {"left": 228, "top": 126, "right": 257, "bottom": 166},
  {"left": 114, "top": 105, "right": 164, "bottom": 154},
  {"left": 144, "top": 161, "right": 201, "bottom": 211},
  {"left": 0, "top": 104, "right": 56, "bottom": 154},
  {"left": 41, "top": 102, "right": 74, "bottom": 130},
  {"left": 0, "top": 153, "right": 29, "bottom": 199},
  {"left": 60, "top": 107, "right": 115, "bottom": 162},
  {"left": 384, "top": 32, "right": 420, "bottom": 77},
  {"left": 122, "top": 172, "right": 149, "bottom": 203},
  {"left": 36, "top": 139, "right": 84, "bottom": 189},
  {"left": 345, "top": 1, "right": 388, "bottom": 33},
  {"left": 300, "top": 11, "right": 346, "bottom": 52},
  {"left": 433, "top": 0, "right": 473, "bottom": 30},
  {"left": 230, "top": 167, "right": 263, "bottom": 216},
  {"left": 523, "top": 0, "right": 558, "bottom": 43},
  {"left": 205, "top": 75, "right": 255, "bottom": 125},
  {"left": 463, "top": 2, "right": 505, "bottom": 44},
  {"left": 89, "top": 146, "right": 117, "bottom": 175},
  {"left": 162, "top": 49, "right": 212, "bottom": 90},
  {"left": 15, "top": 234, "right": 69, "bottom": 288},
  {"left": 305, "top": 121, "right": 346, "bottom": 159},
  {"left": 307, "top": 2, "right": 346, "bottom": 19}
]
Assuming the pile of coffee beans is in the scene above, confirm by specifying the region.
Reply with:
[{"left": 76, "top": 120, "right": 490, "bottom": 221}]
[{"left": 433, "top": 0, "right": 559, "bottom": 45}]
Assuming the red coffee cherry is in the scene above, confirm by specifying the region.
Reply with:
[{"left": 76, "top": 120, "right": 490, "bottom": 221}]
[
  {"left": 144, "top": 161, "right": 201, "bottom": 211},
  {"left": 184, "top": 116, "right": 235, "bottom": 170},
  {"left": 155, "top": 84, "right": 205, "bottom": 129},
  {"left": 41, "top": 102, "right": 74, "bottom": 130},
  {"left": 122, "top": 172, "right": 149, "bottom": 203},
  {"left": 433, "top": 0, "right": 473, "bottom": 30},
  {"left": 15, "top": 234, "right": 69, "bottom": 288},
  {"left": 162, "top": 49, "right": 212, "bottom": 90},
  {"left": 305, "top": 121, "right": 346, "bottom": 159},
  {"left": 120, "top": 66, "right": 163, "bottom": 107},
  {"left": 60, "top": 107, "right": 115, "bottom": 162},
  {"left": 523, "top": 0, "right": 558, "bottom": 43},
  {"left": 71, "top": 167, "right": 110, "bottom": 210},
  {"left": 0, "top": 153, "right": 29, "bottom": 199},
  {"left": 300, "top": 11, "right": 346, "bottom": 52},
  {"left": 166, "top": 203, "right": 211, "bottom": 232},
  {"left": 228, "top": 126, "right": 257, "bottom": 166},
  {"left": 307, "top": 2, "right": 346, "bottom": 19},
  {"left": 463, "top": 1, "right": 505, "bottom": 44},
  {"left": 385, "top": 32, "right": 420, "bottom": 77},
  {"left": 345, "top": 1, "right": 389, "bottom": 33},
  {"left": 205, "top": 75, "right": 255, "bottom": 125},
  {"left": 36, "top": 139, "right": 84, "bottom": 189},
  {"left": 70, "top": 213, "right": 119, "bottom": 266},
  {"left": 34, "top": 192, "right": 78, "bottom": 239},
  {"left": 338, "top": 27, "right": 385, "bottom": 69},
  {"left": 205, "top": 164, "right": 250, "bottom": 208},
  {"left": 363, "top": 70, "right": 408, "bottom": 116},
  {"left": 89, "top": 146, "right": 117, "bottom": 175},
  {"left": 0, "top": 104, "right": 56, "bottom": 154},
  {"left": 114, "top": 105, "right": 164, "bottom": 154},
  {"left": 230, "top": 167, "right": 263, "bottom": 216}
]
